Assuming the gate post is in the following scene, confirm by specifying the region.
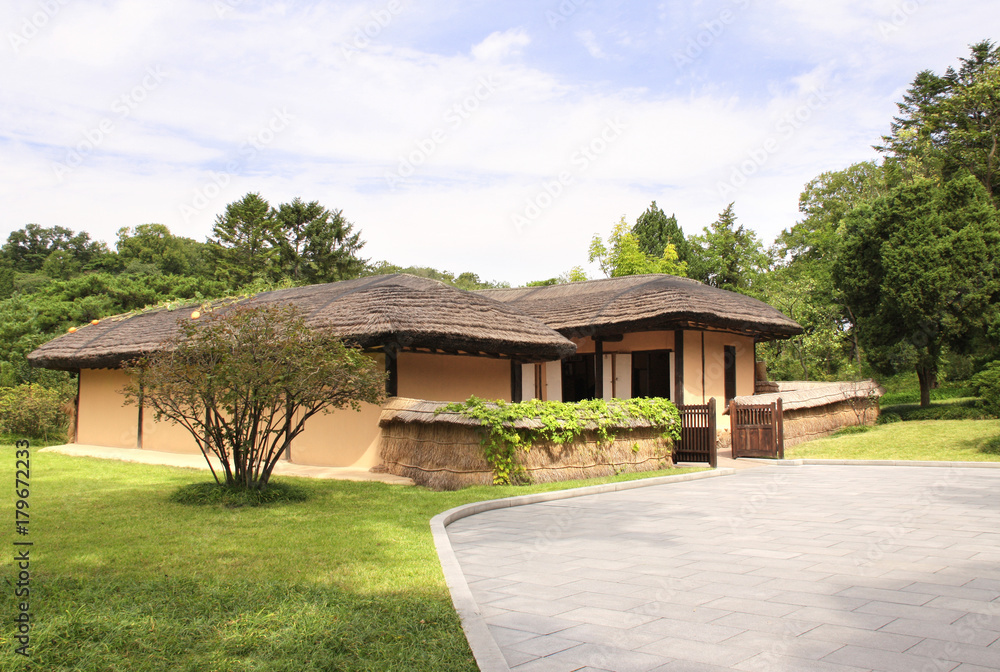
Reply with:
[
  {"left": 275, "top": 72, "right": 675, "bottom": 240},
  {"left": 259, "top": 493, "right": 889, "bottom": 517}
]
[
  {"left": 707, "top": 397, "right": 717, "bottom": 468},
  {"left": 776, "top": 397, "right": 784, "bottom": 459},
  {"left": 729, "top": 399, "right": 737, "bottom": 459}
]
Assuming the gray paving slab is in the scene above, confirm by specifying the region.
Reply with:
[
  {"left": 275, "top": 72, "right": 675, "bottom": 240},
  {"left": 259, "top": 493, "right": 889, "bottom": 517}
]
[{"left": 438, "top": 464, "right": 1000, "bottom": 671}]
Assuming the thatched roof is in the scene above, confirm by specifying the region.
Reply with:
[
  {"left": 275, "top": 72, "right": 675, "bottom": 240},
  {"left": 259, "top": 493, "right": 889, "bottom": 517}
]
[
  {"left": 27, "top": 274, "right": 577, "bottom": 371},
  {"left": 480, "top": 274, "right": 802, "bottom": 340},
  {"left": 727, "top": 380, "right": 884, "bottom": 413}
]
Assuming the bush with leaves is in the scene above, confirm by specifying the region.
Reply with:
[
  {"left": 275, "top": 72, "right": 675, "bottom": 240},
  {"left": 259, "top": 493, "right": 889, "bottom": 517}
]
[
  {"left": 0, "top": 383, "right": 71, "bottom": 440},
  {"left": 971, "top": 361, "right": 1000, "bottom": 417},
  {"left": 123, "top": 303, "right": 386, "bottom": 491}
]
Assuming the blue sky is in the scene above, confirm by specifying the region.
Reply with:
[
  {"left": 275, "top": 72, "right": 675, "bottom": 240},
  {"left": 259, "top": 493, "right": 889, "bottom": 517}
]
[{"left": 1, "top": 0, "right": 997, "bottom": 285}]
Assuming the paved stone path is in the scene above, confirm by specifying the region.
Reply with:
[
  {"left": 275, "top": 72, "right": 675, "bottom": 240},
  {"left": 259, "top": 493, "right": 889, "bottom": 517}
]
[{"left": 446, "top": 466, "right": 1000, "bottom": 671}]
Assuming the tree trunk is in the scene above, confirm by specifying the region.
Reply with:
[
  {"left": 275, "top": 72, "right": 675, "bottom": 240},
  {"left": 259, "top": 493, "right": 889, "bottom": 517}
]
[
  {"left": 916, "top": 365, "right": 935, "bottom": 407},
  {"left": 797, "top": 337, "right": 809, "bottom": 381},
  {"left": 844, "top": 304, "right": 863, "bottom": 373}
]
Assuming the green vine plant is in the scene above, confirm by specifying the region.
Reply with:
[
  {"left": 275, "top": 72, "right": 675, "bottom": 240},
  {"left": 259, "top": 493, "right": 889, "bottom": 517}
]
[{"left": 438, "top": 397, "right": 682, "bottom": 485}]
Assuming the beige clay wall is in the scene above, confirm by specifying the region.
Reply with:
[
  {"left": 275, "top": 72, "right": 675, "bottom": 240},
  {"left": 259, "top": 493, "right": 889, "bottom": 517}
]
[
  {"left": 77, "top": 369, "right": 138, "bottom": 449},
  {"left": 680, "top": 331, "right": 755, "bottom": 427},
  {"left": 289, "top": 403, "right": 385, "bottom": 468},
  {"left": 397, "top": 352, "right": 511, "bottom": 402},
  {"left": 142, "top": 414, "right": 201, "bottom": 454},
  {"left": 682, "top": 331, "right": 704, "bottom": 404}
]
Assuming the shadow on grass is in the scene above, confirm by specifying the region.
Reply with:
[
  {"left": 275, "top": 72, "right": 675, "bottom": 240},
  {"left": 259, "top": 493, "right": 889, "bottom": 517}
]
[
  {"left": 980, "top": 435, "right": 1000, "bottom": 456},
  {"left": 880, "top": 398, "right": 996, "bottom": 422}
]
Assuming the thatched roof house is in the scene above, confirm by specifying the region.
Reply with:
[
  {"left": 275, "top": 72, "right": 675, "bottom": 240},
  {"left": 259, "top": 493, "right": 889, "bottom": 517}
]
[
  {"left": 28, "top": 274, "right": 577, "bottom": 371},
  {"left": 29, "top": 272, "right": 803, "bottom": 470},
  {"left": 480, "top": 274, "right": 801, "bottom": 340}
]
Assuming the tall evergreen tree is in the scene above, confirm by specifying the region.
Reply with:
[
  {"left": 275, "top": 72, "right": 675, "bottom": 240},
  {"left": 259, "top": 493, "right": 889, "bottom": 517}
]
[
  {"left": 208, "top": 193, "right": 279, "bottom": 288},
  {"left": 275, "top": 198, "right": 366, "bottom": 284},
  {"left": 589, "top": 216, "right": 687, "bottom": 278},
  {"left": 879, "top": 40, "right": 999, "bottom": 203},
  {"left": 632, "top": 201, "right": 692, "bottom": 268},
  {"left": 688, "top": 204, "right": 769, "bottom": 294}
]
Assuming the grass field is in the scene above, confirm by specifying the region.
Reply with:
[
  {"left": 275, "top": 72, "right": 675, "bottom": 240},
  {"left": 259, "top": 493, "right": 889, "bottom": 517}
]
[
  {"left": 787, "top": 418, "right": 1000, "bottom": 461},
  {"left": 0, "top": 448, "right": 702, "bottom": 672}
]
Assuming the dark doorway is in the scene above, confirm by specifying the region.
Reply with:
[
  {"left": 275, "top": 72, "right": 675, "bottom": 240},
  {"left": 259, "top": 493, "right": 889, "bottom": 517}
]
[
  {"left": 724, "top": 345, "right": 737, "bottom": 404},
  {"left": 561, "top": 354, "right": 596, "bottom": 402},
  {"left": 632, "top": 350, "right": 672, "bottom": 399}
]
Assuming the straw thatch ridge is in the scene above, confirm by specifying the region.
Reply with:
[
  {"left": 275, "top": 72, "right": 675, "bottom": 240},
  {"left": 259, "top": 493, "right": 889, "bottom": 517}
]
[
  {"left": 28, "top": 274, "right": 577, "bottom": 371},
  {"left": 480, "top": 274, "right": 802, "bottom": 340},
  {"left": 727, "top": 380, "right": 884, "bottom": 413}
]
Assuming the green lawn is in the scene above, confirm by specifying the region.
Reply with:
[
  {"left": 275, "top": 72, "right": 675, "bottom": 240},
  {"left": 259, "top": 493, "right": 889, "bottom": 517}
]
[
  {"left": 878, "top": 397, "right": 995, "bottom": 422},
  {"left": 787, "top": 419, "right": 1000, "bottom": 461},
  {"left": 0, "top": 449, "right": 702, "bottom": 672}
]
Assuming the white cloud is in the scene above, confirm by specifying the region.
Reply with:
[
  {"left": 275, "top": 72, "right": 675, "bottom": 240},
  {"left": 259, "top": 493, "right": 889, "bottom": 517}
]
[
  {"left": 576, "top": 29, "right": 607, "bottom": 59},
  {"left": 470, "top": 27, "right": 530, "bottom": 62},
  {"left": 1, "top": 0, "right": 997, "bottom": 284}
]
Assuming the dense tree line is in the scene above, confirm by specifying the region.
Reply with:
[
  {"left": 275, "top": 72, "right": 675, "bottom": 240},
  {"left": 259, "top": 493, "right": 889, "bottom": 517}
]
[{"left": 0, "top": 191, "right": 504, "bottom": 401}]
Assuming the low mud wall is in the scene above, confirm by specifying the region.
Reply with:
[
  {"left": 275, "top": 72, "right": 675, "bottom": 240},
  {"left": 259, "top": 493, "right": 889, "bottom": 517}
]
[{"left": 379, "top": 420, "right": 673, "bottom": 490}]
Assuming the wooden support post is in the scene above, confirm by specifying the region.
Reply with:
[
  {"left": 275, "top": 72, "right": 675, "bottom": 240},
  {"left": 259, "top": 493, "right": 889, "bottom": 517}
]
[
  {"left": 137, "top": 382, "right": 144, "bottom": 450},
  {"left": 674, "top": 330, "right": 685, "bottom": 404},
  {"left": 707, "top": 397, "right": 717, "bottom": 468},
  {"left": 729, "top": 398, "right": 738, "bottom": 459},
  {"left": 385, "top": 345, "right": 398, "bottom": 397},
  {"left": 74, "top": 373, "right": 81, "bottom": 444},
  {"left": 511, "top": 360, "right": 522, "bottom": 403},
  {"left": 594, "top": 339, "right": 604, "bottom": 400},
  {"left": 776, "top": 397, "right": 784, "bottom": 460}
]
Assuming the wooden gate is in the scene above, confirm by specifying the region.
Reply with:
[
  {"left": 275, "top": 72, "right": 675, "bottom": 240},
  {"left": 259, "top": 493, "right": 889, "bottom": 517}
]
[
  {"left": 674, "top": 398, "right": 717, "bottom": 468},
  {"left": 730, "top": 399, "right": 784, "bottom": 459}
]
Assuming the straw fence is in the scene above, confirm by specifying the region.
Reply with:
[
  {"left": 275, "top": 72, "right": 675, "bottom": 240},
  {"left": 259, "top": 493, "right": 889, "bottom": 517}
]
[
  {"left": 721, "top": 381, "right": 882, "bottom": 450},
  {"left": 378, "top": 398, "right": 674, "bottom": 490}
]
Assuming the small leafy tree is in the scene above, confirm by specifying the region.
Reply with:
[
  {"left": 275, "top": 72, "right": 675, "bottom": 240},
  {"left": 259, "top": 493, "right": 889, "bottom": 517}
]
[
  {"left": 589, "top": 216, "right": 688, "bottom": 278},
  {"left": 124, "top": 304, "right": 386, "bottom": 491}
]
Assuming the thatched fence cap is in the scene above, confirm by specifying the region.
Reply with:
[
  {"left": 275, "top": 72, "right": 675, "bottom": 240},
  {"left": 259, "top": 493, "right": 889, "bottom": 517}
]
[{"left": 726, "top": 380, "right": 885, "bottom": 413}]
